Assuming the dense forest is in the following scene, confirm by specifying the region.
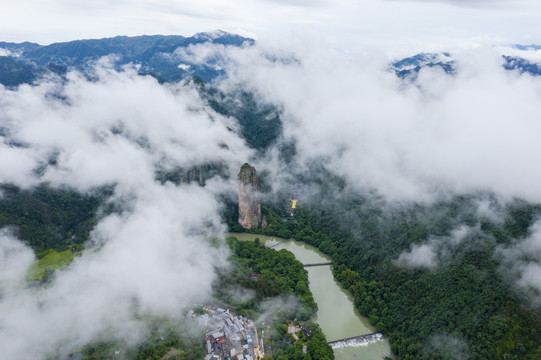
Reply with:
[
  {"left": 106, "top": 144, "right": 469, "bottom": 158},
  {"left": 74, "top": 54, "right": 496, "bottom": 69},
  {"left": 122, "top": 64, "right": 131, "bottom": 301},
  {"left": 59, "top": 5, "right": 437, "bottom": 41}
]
[
  {"left": 222, "top": 237, "right": 317, "bottom": 314},
  {"left": 0, "top": 184, "right": 111, "bottom": 254},
  {"left": 236, "top": 180, "right": 541, "bottom": 359}
]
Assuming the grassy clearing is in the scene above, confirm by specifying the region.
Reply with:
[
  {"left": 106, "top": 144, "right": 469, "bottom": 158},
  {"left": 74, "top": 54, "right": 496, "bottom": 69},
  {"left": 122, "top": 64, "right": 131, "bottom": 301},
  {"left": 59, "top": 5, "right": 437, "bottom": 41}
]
[
  {"left": 27, "top": 247, "right": 97, "bottom": 280},
  {"left": 28, "top": 249, "right": 75, "bottom": 280}
]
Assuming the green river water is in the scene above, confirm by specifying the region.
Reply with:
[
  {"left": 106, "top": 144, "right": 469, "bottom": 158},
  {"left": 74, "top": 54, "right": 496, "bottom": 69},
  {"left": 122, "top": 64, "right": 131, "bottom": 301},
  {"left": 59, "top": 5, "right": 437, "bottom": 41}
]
[{"left": 229, "top": 233, "right": 392, "bottom": 360}]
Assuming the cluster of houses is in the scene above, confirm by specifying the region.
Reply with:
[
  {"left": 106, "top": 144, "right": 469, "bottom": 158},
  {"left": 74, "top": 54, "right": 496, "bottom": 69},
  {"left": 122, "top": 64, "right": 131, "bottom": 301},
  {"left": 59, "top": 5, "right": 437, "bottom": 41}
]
[{"left": 199, "top": 307, "right": 263, "bottom": 360}]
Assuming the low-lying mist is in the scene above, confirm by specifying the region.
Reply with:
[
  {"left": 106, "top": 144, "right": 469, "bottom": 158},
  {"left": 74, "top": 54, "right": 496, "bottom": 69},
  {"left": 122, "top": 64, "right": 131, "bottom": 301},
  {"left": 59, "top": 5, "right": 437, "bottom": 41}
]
[
  {"left": 2, "top": 36, "right": 541, "bottom": 358},
  {"left": 0, "top": 61, "right": 252, "bottom": 359},
  {"left": 217, "top": 42, "right": 541, "bottom": 202}
]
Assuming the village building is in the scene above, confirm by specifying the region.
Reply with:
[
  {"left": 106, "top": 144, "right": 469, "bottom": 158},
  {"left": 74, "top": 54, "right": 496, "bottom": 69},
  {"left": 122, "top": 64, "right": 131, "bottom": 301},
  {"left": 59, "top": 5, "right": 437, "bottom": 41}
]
[{"left": 202, "top": 307, "right": 263, "bottom": 360}]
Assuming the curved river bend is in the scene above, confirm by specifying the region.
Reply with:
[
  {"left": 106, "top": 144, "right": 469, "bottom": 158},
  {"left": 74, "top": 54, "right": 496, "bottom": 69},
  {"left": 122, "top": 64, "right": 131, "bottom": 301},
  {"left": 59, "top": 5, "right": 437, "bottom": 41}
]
[{"left": 229, "top": 233, "right": 391, "bottom": 360}]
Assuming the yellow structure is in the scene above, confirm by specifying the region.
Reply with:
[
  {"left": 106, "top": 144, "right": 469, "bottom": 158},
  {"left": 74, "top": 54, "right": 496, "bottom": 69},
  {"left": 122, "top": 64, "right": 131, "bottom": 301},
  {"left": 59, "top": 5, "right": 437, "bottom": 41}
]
[{"left": 291, "top": 199, "right": 298, "bottom": 209}]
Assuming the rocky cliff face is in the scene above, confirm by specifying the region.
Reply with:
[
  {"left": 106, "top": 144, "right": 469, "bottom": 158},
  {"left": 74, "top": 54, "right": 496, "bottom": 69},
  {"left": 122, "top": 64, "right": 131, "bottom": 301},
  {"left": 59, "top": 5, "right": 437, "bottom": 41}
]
[{"left": 238, "top": 163, "right": 265, "bottom": 229}]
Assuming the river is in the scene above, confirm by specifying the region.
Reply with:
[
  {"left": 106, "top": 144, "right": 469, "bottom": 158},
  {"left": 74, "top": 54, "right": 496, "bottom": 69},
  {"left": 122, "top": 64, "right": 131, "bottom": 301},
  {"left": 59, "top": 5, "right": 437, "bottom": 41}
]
[{"left": 229, "top": 233, "right": 392, "bottom": 360}]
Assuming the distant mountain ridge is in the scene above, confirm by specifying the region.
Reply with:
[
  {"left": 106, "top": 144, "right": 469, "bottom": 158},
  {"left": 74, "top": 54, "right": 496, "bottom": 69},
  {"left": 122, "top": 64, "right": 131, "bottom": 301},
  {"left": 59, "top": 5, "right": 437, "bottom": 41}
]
[
  {"left": 513, "top": 44, "right": 541, "bottom": 51},
  {"left": 390, "top": 52, "right": 455, "bottom": 79},
  {"left": 2, "top": 35, "right": 541, "bottom": 87},
  {"left": 0, "top": 30, "right": 254, "bottom": 86},
  {"left": 0, "top": 31, "right": 284, "bottom": 153},
  {"left": 391, "top": 47, "right": 541, "bottom": 79},
  {"left": 502, "top": 55, "right": 541, "bottom": 75},
  {"left": 0, "top": 41, "right": 40, "bottom": 54}
]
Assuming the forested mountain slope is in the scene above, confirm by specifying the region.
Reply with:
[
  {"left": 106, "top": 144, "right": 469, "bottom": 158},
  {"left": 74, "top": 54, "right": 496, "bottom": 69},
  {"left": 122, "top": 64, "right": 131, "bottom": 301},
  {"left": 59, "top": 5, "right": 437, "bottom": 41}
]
[
  {"left": 0, "top": 31, "right": 254, "bottom": 86},
  {"left": 238, "top": 178, "right": 541, "bottom": 359}
]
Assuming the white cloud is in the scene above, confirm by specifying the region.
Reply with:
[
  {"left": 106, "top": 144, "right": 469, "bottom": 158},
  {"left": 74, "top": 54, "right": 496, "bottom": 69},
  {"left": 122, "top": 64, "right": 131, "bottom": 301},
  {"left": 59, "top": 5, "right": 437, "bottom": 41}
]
[
  {"left": 0, "top": 182, "right": 230, "bottom": 359},
  {"left": 518, "top": 263, "right": 541, "bottom": 292},
  {"left": 0, "top": 142, "right": 39, "bottom": 186},
  {"left": 171, "top": 43, "right": 236, "bottom": 68},
  {"left": 0, "top": 64, "right": 252, "bottom": 191},
  {"left": 394, "top": 225, "right": 477, "bottom": 269},
  {"left": 0, "top": 229, "right": 35, "bottom": 288},
  {"left": 396, "top": 243, "right": 438, "bottom": 269},
  {"left": 429, "top": 334, "right": 469, "bottom": 360},
  {"left": 474, "top": 196, "right": 506, "bottom": 224},
  {"left": 0, "top": 47, "right": 13, "bottom": 56},
  {"left": 387, "top": 0, "right": 514, "bottom": 7},
  {"left": 1, "top": 0, "right": 541, "bottom": 50},
  {"left": 0, "top": 61, "right": 253, "bottom": 358},
  {"left": 216, "top": 43, "right": 541, "bottom": 202},
  {"left": 498, "top": 220, "right": 541, "bottom": 304}
]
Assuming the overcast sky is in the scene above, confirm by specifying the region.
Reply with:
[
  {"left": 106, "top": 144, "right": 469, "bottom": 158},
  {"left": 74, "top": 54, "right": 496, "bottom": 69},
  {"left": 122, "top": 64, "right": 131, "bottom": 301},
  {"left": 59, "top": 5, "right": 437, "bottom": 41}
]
[{"left": 1, "top": 0, "right": 541, "bottom": 50}]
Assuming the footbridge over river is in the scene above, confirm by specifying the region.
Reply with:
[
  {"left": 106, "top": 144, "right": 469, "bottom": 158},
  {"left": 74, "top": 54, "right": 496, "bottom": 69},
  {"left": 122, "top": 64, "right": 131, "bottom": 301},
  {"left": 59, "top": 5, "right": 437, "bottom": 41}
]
[
  {"left": 328, "top": 332, "right": 386, "bottom": 349},
  {"left": 303, "top": 261, "right": 333, "bottom": 267}
]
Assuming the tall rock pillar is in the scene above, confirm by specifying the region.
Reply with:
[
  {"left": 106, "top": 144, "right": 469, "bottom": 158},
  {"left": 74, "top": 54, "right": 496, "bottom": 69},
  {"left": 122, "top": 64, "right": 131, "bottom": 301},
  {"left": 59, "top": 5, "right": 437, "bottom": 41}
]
[{"left": 238, "top": 163, "right": 262, "bottom": 229}]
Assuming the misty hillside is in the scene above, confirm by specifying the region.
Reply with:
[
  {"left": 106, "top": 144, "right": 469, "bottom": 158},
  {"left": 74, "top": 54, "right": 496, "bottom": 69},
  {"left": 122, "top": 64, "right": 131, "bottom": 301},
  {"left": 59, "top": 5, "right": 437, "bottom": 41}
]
[
  {"left": 2, "top": 31, "right": 541, "bottom": 360},
  {"left": 0, "top": 32, "right": 283, "bottom": 151},
  {"left": 241, "top": 180, "right": 541, "bottom": 359},
  {"left": 0, "top": 56, "right": 43, "bottom": 86}
]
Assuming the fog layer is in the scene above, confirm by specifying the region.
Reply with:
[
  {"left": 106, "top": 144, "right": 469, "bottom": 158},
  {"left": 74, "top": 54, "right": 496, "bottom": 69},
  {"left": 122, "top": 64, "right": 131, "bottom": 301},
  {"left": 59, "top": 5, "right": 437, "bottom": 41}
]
[{"left": 0, "top": 62, "right": 251, "bottom": 359}]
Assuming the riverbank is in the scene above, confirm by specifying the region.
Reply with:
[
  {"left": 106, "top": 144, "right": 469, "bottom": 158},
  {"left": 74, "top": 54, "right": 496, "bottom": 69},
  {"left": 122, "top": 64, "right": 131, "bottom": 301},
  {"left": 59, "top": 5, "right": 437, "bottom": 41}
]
[{"left": 228, "top": 233, "right": 391, "bottom": 360}]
